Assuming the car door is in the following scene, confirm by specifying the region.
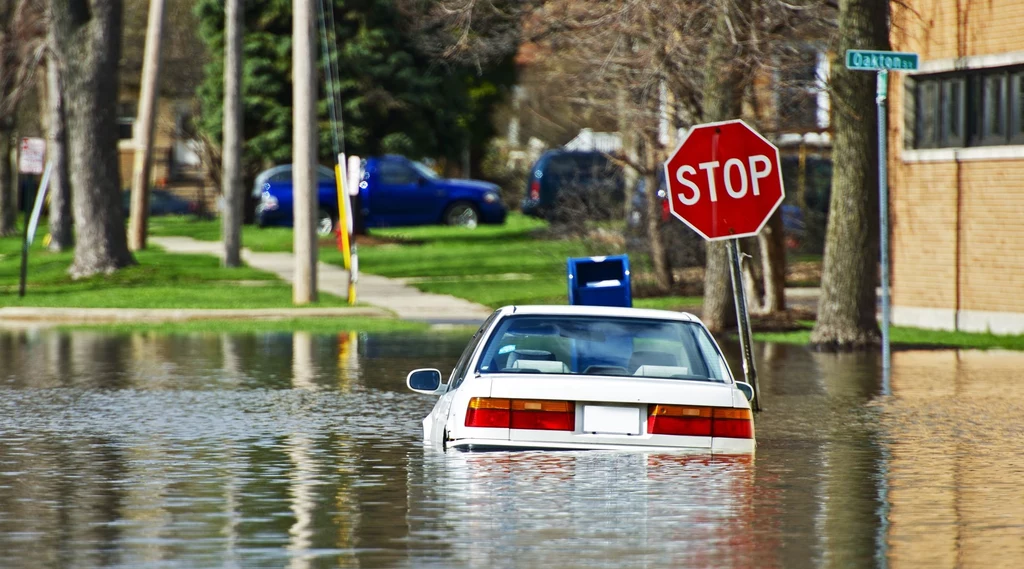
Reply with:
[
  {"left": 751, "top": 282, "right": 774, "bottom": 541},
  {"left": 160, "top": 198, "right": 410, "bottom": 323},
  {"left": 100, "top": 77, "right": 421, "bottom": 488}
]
[{"left": 369, "top": 158, "right": 435, "bottom": 226}]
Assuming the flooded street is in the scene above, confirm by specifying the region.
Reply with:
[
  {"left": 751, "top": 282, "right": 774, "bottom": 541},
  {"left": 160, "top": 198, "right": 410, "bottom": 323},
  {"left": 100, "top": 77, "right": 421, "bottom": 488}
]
[{"left": 0, "top": 329, "right": 1022, "bottom": 568}]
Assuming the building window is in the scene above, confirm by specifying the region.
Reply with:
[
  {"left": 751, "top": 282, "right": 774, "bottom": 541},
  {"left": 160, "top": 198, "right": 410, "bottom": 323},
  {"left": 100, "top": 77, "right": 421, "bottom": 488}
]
[
  {"left": 913, "top": 65, "right": 1024, "bottom": 148},
  {"left": 778, "top": 45, "right": 826, "bottom": 132},
  {"left": 117, "top": 102, "right": 136, "bottom": 141}
]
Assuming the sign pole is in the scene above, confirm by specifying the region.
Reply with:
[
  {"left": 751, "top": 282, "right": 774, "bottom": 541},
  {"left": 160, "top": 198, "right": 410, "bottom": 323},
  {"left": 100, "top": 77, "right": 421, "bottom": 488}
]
[
  {"left": 727, "top": 238, "right": 762, "bottom": 411},
  {"left": 19, "top": 162, "right": 53, "bottom": 297},
  {"left": 877, "top": 70, "right": 892, "bottom": 392},
  {"left": 844, "top": 49, "right": 918, "bottom": 394}
]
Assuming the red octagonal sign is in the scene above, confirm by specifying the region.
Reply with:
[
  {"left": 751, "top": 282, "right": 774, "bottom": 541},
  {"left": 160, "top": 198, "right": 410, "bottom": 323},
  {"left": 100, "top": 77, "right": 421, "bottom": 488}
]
[{"left": 664, "top": 119, "right": 785, "bottom": 241}]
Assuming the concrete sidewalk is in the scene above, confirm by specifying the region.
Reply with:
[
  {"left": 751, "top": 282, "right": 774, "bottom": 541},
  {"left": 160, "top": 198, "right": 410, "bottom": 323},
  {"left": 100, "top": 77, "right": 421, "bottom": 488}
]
[{"left": 150, "top": 236, "right": 495, "bottom": 324}]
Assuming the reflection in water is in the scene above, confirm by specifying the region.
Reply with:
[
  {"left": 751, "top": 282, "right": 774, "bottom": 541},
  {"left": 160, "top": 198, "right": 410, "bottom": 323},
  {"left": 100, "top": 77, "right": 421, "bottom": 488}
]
[
  {"left": 0, "top": 330, "right": 1022, "bottom": 567},
  {"left": 885, "top": 350, "right": 1024, "bottom": 569}
]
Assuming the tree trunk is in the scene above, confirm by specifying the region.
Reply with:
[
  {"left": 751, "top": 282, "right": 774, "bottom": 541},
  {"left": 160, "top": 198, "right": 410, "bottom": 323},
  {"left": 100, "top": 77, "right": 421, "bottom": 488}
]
[
  {"left": 45, "top": 57, "right": 73, "bottom": 251},
  {"left": 221, "top": 0, "right": 243, "bottom": 267},
  {"left": 51, "top": 0, "right": 135, "bottom": 278},
  {"left": 0, "top": 0, "right": 17, "bottom": 237},
  {"left": 699, "top": 0, "right": 745, "bottom": 332},
  {"left": 758, "top": 209, "right": 787, "bottom": 313},
  {"left": 0, "top": 125, "right": 15, "bottom": 236},
  {"left": 810, "top": 0, "right": 888, "bottom": 348},
  {"left": 642, "top": 136, "right": 672, "bottom": 291}
]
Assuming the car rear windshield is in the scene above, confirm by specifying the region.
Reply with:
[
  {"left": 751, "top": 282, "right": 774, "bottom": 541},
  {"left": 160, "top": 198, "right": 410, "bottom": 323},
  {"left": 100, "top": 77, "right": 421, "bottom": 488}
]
[{"left": 476, "top": 315, "right": 730, "bottom": 382}]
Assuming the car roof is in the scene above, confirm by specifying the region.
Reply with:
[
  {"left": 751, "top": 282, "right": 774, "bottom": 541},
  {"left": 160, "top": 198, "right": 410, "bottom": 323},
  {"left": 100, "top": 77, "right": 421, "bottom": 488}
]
[{"left": 495, "top": 305, "right": 702, "bottom": 323}]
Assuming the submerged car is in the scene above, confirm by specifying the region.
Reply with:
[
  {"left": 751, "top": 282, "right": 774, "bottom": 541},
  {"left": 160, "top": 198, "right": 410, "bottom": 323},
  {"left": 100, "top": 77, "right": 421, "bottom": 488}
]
[{"left": 407, "top": 305, "right": 755, "bottom": 453}]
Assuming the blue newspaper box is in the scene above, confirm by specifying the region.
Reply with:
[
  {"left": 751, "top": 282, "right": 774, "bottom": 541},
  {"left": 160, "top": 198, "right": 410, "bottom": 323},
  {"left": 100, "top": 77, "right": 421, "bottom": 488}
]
[{"left": 567, "top": 255, "right": 632, "bottom": 307}]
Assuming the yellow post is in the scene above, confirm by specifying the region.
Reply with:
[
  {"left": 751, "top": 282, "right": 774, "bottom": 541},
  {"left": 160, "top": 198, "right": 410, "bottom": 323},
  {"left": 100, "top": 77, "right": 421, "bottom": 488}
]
[{"left": 335, "top": 157, "right": 352, "bottom": 270}]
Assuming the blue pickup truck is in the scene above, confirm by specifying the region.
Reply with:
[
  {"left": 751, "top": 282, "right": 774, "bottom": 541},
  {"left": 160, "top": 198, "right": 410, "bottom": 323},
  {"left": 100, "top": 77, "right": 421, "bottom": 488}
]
[{"left": 254, "top": 155, "right": 507, "bottom": 234}]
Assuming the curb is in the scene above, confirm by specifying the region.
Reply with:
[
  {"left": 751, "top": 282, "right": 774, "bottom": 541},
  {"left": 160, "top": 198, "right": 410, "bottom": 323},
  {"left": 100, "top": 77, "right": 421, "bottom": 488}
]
[{"left": 0, "top": 306, "right": 390, "bottom": 327}]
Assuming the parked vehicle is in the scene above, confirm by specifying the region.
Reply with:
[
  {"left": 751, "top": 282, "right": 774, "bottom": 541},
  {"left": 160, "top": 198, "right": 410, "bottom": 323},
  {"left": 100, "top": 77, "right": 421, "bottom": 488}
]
[
  {"left": 521, "top": 150, "right": 625, "bottom": 221},
  {"left": 255, "top": 156, "right": 506, "bottom": 235},
  {"left": 407, "top": 304, "right": 756, "bottom": 453},
  {"left": 121, "top": 189, "right": 199, "bottom": 217},
  {"left": 253, "top": 164, "right": 344, "bottom": 236}
]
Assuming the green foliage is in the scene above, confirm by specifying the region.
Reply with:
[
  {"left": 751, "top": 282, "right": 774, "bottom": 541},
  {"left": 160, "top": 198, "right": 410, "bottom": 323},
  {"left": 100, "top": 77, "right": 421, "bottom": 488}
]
[{"left": 194, "top": 0, "right": 514, "bottom": 177}]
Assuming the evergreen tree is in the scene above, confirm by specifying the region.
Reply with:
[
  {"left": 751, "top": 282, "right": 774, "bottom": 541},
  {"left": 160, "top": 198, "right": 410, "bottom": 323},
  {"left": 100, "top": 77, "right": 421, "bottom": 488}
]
[{"left": 194, "top": 0, "right": 511, "bottom": 178}]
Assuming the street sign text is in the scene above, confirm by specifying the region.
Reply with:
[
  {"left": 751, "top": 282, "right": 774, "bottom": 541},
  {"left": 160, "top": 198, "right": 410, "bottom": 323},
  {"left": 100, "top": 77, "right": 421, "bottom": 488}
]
[{"left": 845, "top": 50, "right": 919, "bottom": 71}]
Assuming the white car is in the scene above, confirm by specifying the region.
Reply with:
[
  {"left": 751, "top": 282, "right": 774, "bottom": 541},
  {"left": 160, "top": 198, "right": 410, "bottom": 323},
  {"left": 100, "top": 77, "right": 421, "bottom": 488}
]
[{"left": 407, "top": 305, "right": 756, "bottom": 453}]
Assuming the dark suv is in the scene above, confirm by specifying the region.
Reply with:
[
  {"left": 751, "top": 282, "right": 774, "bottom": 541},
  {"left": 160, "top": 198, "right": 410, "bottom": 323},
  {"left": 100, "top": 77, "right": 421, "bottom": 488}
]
[{"left": 521, "top": 150, "right": 625, "bottom": 221}]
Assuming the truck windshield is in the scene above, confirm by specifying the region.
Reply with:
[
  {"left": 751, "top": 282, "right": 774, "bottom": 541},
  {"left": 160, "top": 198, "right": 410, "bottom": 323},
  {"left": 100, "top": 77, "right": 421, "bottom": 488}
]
[
  {"left": 475, "top": 315, "right": 730, "bottom": 382},
  {"left": 411, "top": 161, "right": 440, "bottom": 180}
]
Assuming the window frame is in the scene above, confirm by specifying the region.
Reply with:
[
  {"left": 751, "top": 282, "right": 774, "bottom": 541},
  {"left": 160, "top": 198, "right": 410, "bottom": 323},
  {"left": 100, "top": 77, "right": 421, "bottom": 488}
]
[
  {"left": 377, "top": 161, "right": 419, "bottom": 186},
  {"left": 912, "top": 65, "right": 1024, "bottom": 150}
]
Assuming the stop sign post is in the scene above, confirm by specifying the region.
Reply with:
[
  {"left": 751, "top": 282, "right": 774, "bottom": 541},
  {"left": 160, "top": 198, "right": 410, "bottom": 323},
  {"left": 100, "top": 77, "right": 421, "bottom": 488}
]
[{"left": 664, "top": 119, "right": 784, "bottom": 410}]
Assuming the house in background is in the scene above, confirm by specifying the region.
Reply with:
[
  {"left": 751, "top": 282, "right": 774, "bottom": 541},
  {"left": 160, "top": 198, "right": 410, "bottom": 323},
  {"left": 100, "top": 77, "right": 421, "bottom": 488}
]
[
  {"left": 116, "top": 0, "right": 214, "bottom": 212},
  {"left": 889, "top": 0, "right": 1024, "bottom": 333},
  {"left": 115, "top": 95, "right": 204, "bottom": 191}
]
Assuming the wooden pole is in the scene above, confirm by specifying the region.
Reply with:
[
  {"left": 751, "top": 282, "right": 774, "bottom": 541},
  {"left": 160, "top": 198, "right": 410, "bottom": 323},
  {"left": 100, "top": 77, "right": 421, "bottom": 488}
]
[
  {"left": 222, "top": 0, "right": 243, "bottom": 267},
  {"left": 127, "top": 0, "right": 166, "bottom": 251},
  {"left": 293, "top": 0, "right": 318, "bottom": 303}
]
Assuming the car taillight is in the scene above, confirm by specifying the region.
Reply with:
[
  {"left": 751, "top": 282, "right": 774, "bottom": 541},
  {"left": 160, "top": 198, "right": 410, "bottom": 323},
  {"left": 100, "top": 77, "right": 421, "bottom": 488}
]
[
  {"left": 529, "top": 180, "right": 540, "bottom": 200},
  {"left": 510, "top": 399, "right": 574, "bottom": 431},
  {"left": 647, "top": 405, "right": 753, "bottom": 439},
  {"left": 466, "top": 397, "right": 575, "bottom": 431},
  {"left": 660, "top": 197, "right": 670, "bottom": 221},
  {"left": 711, "top": 407, "right": 755, "bottom": 439},
  {"left": 647, "top": 405, "right": 712, "bottom": 436},
  {"left": 465, "top": 397, "right": 510, "bottom": 428}
]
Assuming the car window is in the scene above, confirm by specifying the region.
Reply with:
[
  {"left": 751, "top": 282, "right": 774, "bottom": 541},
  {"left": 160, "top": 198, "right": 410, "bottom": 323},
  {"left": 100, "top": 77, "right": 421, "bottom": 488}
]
[
  {"left": 378, "top": 161, "right": 418, "bottom": 185},
  {"left": 317, "top": 165, "right": 336, "bottom": 182},
  {"left": 448, "top": 311, "right": 499, "bottom": 391},
  {"left": 476, "top": 315, "right": 726, "bottom": 382},
  {"left": 410, "top": 161, "right": 440, "bottom": 180},
  {"left": 269, "top": 171, "right": 291, "bottom": 183}
]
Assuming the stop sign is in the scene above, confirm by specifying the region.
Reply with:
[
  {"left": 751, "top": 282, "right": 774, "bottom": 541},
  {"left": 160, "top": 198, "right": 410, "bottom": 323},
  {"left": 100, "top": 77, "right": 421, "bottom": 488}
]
[{"left": 664, "top": 119, "right": 784, "bottom": 241}]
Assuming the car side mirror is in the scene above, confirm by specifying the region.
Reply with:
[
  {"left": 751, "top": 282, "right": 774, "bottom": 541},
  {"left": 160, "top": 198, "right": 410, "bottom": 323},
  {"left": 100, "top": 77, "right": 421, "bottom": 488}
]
[
  {"left": 735, "top": 381, "right": 755, "bottom": 402},
  {"left": 417, "top": 176, "right": 429, "bottom": 186},
  {"left": 407, "top": 368, "right": 444, "bottom": 394}
]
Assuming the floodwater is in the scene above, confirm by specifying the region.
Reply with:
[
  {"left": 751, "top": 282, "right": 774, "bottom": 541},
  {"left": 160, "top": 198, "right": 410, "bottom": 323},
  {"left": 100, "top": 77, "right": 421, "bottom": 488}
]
[{"left": 0, "top": 328, "right": 1022, "bottom": 568}]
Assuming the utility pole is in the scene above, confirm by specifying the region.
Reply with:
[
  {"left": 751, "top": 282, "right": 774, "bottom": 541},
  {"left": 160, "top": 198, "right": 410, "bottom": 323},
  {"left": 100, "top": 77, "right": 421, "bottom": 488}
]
[
  {"left": 293, "top": 0, "right": 318, "bottom": 303},
  {"left": 128, "top": 0, "right": 166, "bottom": 251},
  {"left": 222, "top": 0, "right": 243, "bottom": 267}
]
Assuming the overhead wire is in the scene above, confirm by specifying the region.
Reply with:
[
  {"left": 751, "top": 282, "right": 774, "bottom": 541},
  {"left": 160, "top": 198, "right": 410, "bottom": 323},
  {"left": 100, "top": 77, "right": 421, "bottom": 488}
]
[{"left": 315, "top": 0, "right": 341, "bottom": 157}]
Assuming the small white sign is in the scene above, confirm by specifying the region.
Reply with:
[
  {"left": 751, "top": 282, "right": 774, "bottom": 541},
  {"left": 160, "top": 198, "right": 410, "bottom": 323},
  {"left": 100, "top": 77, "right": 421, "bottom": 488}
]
[
  {"left": 583, "top": 405, "right": 641, "bottom": 435},
  {"left": 18, "top": 137, "right": 45, "bottom": 175}
]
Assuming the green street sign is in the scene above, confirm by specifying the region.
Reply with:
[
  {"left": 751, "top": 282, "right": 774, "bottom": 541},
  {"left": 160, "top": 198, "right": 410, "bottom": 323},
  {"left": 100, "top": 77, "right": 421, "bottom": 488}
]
[{"left": 845, "top": 50, "right": 919, "bottom": 71}]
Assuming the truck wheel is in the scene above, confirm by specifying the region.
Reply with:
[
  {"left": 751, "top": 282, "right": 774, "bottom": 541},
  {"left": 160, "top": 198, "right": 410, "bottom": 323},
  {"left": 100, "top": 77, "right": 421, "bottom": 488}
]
[
  {"left": 443, "top": 201, "right": 479, "bottom": 228},
  {"left": 317, "top": 207, "right": 336, "bottom": 237}
]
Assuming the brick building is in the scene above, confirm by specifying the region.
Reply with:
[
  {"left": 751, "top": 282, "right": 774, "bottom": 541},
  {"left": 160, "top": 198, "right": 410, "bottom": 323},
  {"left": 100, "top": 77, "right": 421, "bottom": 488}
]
[{"left": 889, "top": 0, "right": 1024, "bottom": 334}]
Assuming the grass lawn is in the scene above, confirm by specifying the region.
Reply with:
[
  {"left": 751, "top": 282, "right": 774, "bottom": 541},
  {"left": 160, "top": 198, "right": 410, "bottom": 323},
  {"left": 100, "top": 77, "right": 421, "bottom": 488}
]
[
  {"left": 151, "top": 213, "right": 676, "bottom": 309},
  {"left": 754, "top": 322, "right": 1024, "bottom": 351},
  {"left": 32, "top": 215, "right": 1024, "bottom": 351},
  {"left": 0, "top": 225, "right": 348, "bottom": 309}
]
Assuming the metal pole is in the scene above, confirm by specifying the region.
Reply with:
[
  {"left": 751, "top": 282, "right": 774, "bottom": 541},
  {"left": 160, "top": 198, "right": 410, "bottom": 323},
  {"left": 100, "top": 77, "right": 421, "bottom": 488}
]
[
  {"left": 19, "top": 163, "right": 53, "bottom": 297},
  {"left": 877, "top": 70, "right": 892, "bottom": 392},
  {"left": 727, "top": 238, "right": 762, "bottom": 411}
]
